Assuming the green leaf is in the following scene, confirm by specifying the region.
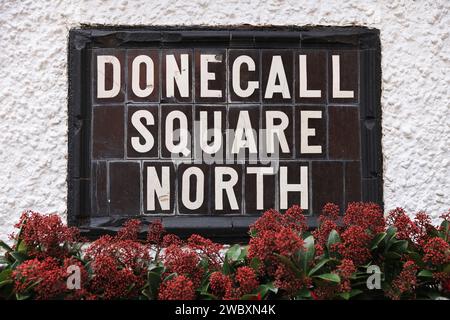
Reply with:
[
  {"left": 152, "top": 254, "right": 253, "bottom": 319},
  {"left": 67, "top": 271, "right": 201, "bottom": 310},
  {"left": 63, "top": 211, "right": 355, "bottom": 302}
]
[
  {"left": 440, "top": 220, "right": 449, "bottom": 241},
  {"left": 443, "top": 264, "right": 450, "bottom": 274},
  {"left": 425, "top": 291, "right": 449, "bottom": 300},
  {"left": 314, "top": 273, "right": 341, "bottom": 283},
  {"left": 0, "top": 268, "right": 12, "bottom": 282},
  {"left": 257, "top": 282, "right": 278, "bottom": 299},
  {"left": 249, "top": 229, "right": 257, "bottom": 238},
  {"left": 222, "top": 259, "right": 231, "bottom": 275},
  {"left": 238, "top": 246, "right": 248, "bottom": 261},
  {"left": 141, "top": 288, "right": 151, "bottom": 299},
  {"left": 385, "top": 226, "right": 397, "bottom": 240},
  {"left": 163, "top": 272, "right": 177, "bottom": 282},
  {"left": 225, "top": 244, "right": 242, "bottom": 262},
  {"left": 350, "top": 272, "right": 370, "bottom": 280},
  {"left": 308, "top": 258, "right": 331, "bottom": 276},
  {"left": 370, "top": 232, "right": 387, "bottom": 250},
  {"left": 249, "top": 257, "right": 261, "bottom": 271},
  {"left": 199, "top": 292, "right": 216, "bottom": 300},
  {"left": 15, "top": 292, "right": 31, "bottom": 300},
  {"left": 298, "top": 235, "right": 315, "bottom": 273},
  {"left": 10, "top": 252, "right": 28, "bottom": 264},
  {"left": 407, "top": 251, "right": 423, "bottom": 265},
  {"left": 0, "top": 240, "right": 13, "bottom": 253},
  {"left": 339, "top": 292, "right": 351, "bottom": 300},
  {"left": 338, "top": 289, "right": 363, "bottom": 300},
  {"left": 295, "top": 288, "right": 312, "bottom": 299},
  {"left": 199, "top": 258, "right": 209, "bottom": 269},
  {"left": 0, "top": 279, "right": 13, "bottom": 289},
  {"left": 390, "top": 240, "right": 408, "bottom": 254},
  {"left": 275, "top": 254, "right": 302, "bottom": 277},
  {"left": 384, "top": 252, "right": 402, "bottom": 260},
  {"left": 350, "top": 289, "right": 363, "bottom": 297},
  {"left": 384, "top": 226, "right": 398, "bottom": 252},
  {"left": 148, "top": 264, "right": 164, "bottom": 273},
  {"left": 418, "top": 270, "right": 433, "bottom": 278},
  {"left": 198, "top": 280, "right": 210, "bottom": 294},
  {"left": 326, "top": 230, "right": 341, "bottom": 250},
  {"left": 17, "top": 241, "right": 27, "bottom": 254},
  {"left": 125, "top": 283, "right": 136, "bottom": 296},
  {"left": 147, "top": 271, "right": 162, "bottom": 299}
]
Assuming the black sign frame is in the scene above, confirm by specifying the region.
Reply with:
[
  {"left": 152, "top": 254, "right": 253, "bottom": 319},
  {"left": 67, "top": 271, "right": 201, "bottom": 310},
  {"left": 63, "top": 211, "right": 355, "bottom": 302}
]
[{"left": 68, "top": 26, "right": 382, "bottom": 242}]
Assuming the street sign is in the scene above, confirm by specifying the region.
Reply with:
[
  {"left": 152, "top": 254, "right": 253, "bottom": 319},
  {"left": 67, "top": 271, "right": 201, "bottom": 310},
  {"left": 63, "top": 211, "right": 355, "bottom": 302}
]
[{"left": 68, "top": 27, "right": 382, "bottom": 241}]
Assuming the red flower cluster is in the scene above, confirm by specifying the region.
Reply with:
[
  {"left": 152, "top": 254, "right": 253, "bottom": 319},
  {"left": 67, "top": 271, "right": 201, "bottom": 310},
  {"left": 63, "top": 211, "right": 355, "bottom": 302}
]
[
  {"left": 311, "top": 283, "right": 339, "bottom": 300},
  {"left": 84, "top": 220, "right": 149, "bottom": 299},
  {"left": 147, "top": 220, "right": 165, "bottom": 246},
  {"left": 337, "top": 259, "right": 356, "bottom": 293},
  {"left": 250, "top": 206, "right": 307, "bottom": 236},
  {"left": 187, "top": 234, "right": 223, "bottom": 269},
  {"left": 313, "top": 219, "right": 338, "bottom": 249},
  {"left": 209, "top": 267, "right": 259, "bottom": 300},
  {"left": 319, "top": 203, "right": 340, "bottom": 223},
  {"left": 282, "top": 205, "right": 308, "bottom": 234},
  {"left": 250, "top": 209, "right": 283, "bottom": 234},
  {"left": 274, "top": 264, "right": 310, "bottom": 297},
  {"left": 337, "top": 259, "right": 356, "bottom": 279},
  {"left": 414, "top": 211, "right": 436, "bottom": 246},
  {"left": 423, "top": 237, "right": 449, "bottom": 266},
  {"left": 89, "top": 254, "right": 144, "bottom": 299},
  {"left": 149, "top": 226, "right": 222, "bottom": 300},
  {"left": 338, "top": 225, "right": 372, "bottom": 265},
  {"left": 248, "top": 206, "right": 314, "bottom": 297},
  {"left": 248, "top": 207, "right": 306, "bottom": 275},
  {"left": 163, "top": 244, "right": 204, "bottom": 287},
  {"left": 387, "top": 208, "right": 420, "bottom": 242},
  {"left": 439, "top": 210, "right": 450, "bottom": 240},
  {"left": 235, "top": 266, "right": 259, "bottom": 294},
  {"left": 248, "top": 233, "right": 275, "bottom": 265},
  {"left": 86, "top": 234, "right": 149, "bottom": 273},
  {"left": 386, "top": 260, "right": 418, "bottom": 300},
  {"left": 343, "top": 202, "right": 385, "bottom": 235},
  {"left": 158, "top": 275, "right": 196, "bottom": 300},
  {"left": 116, "top": 219, "right": 141, "bottom": 241},
  {"left": 443, "top": 279, "right": 450, "bottom": 293},
  {"left": 3, "top": 204, "right": 449, "bottom": 301},
  {"left": 13, "top": 257, "right": 65, "bottom": 300},
  {"left": 209, "top": 272, "right": 233, "bottom": 299},
  {"left": 274, "top": 227, "right": 304, "bottom": 257},
  {"left": 313, "top": 203, "right": 340, "bottom": 255},
  {"left": 12, "top": 211, "right": 79, "bottom": 259},
  {"left": 62, "top": 257, "right": 94, "bottom": 300},
  {"left": 162, "top": 234, "right": 182, "bottom": 247}
]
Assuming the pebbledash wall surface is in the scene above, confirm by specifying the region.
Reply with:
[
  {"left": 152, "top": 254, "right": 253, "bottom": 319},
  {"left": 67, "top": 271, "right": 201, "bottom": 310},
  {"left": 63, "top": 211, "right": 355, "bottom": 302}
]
[{"left": 0, "top": 0, "right": 449, "bottom": 240}]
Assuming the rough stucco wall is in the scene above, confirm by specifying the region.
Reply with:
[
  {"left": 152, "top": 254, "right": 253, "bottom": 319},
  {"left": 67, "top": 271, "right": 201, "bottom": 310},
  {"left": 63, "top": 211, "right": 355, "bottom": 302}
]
[{"left": 0, "top": 0, "right": 448, "bottom": 238}]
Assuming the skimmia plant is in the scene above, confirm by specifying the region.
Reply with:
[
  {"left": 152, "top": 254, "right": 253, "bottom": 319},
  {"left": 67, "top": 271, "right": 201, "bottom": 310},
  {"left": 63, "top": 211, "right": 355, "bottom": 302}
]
[{"left": 0, "top": 203, "right": 448, "bottom": 300}]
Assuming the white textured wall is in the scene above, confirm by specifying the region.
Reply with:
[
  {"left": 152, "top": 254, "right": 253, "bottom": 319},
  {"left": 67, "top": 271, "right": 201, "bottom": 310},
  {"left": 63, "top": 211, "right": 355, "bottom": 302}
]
[{"left": 0, "top": 0, "right": 449, "bottom": 238}]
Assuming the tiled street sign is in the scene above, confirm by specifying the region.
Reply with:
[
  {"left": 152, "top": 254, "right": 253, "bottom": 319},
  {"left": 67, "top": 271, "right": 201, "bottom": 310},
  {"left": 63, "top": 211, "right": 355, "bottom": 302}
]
[{"left": 68, "top": 27, "right": 382, "bottom": 241}]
